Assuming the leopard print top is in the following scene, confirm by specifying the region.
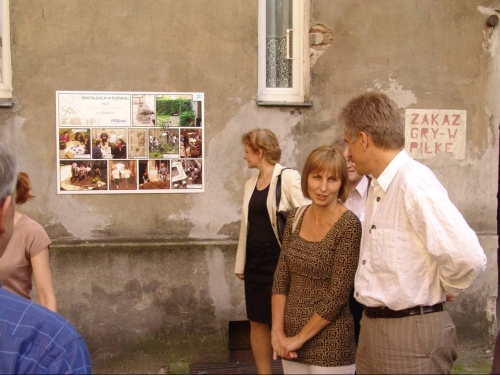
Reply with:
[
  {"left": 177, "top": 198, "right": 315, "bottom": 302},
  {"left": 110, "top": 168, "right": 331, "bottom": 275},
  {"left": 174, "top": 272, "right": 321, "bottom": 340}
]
[{"left": 272, "top": 205, "right": 361, "bottom": 367}]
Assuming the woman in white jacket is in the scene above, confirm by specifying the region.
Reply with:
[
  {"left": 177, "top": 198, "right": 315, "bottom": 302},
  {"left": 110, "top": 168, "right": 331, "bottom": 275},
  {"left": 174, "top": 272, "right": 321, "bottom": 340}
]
[{"left": 235, "top": 128, "right": 309, "bottom": 374}]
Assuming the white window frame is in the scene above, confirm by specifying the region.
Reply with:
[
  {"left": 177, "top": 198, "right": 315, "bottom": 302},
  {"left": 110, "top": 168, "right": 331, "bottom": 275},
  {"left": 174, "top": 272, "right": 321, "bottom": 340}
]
[
  {"left": 0, "top": 0, "right": 12, "bottom": 106},
  {"left": 257, "top": 0, "right": 310, "bottom": 106}
]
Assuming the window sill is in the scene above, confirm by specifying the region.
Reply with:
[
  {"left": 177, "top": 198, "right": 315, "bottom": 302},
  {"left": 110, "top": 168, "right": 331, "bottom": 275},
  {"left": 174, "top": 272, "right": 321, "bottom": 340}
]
[
  {"left": 0, "top": 98, "right": 13, "bottom": 107},
  {"left": 257, "top": 101, "right": 313, "bottom": 107}
]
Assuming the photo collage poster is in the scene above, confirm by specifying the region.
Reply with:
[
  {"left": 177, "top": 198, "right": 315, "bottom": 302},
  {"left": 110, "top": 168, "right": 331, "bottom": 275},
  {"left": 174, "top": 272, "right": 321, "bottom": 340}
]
[{"left": 56, "top": 91, "right": 204, "bottom": 194}]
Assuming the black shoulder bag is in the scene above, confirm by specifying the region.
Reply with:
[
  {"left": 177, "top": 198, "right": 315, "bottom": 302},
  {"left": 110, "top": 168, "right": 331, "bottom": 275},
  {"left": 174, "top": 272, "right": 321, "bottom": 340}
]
[{"left": 275, "top": 168, "right": 290, "bottom": 244}]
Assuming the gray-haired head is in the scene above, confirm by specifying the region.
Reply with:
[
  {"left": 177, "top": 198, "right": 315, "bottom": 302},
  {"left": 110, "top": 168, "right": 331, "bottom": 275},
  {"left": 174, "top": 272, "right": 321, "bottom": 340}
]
[
  {"left": 0, "top": 141, "right": 17, "bottom": 202},
  {"left": 338, "top": 91, "right": 404, "bottom": 150},
  {"left": 331, "top": 135, "right": 348, "bottom": 151}
]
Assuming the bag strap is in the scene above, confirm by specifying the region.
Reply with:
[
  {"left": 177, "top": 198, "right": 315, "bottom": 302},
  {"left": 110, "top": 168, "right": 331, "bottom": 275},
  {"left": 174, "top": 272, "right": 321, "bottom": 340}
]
[
  {"left": 275, "top": 168, "right": 290, "bottom": 210},
  {"left": 292, "top": 205, "right": 308, "bottom": 233}
]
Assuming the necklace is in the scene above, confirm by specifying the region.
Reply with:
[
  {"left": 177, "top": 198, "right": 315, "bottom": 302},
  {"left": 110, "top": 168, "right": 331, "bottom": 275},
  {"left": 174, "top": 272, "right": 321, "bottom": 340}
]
[{"left": 257, "top": 172, "right": 271, "bottom": 189}]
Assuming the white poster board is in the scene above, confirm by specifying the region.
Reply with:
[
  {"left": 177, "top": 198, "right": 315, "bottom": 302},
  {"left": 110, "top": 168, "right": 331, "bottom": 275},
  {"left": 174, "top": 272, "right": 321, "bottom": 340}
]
[
  {"left": 56, "top": 91, "right": 204, "bottom": 194},
  {"left": 404, "top": 109, "right": 466, "bottom": 160}
]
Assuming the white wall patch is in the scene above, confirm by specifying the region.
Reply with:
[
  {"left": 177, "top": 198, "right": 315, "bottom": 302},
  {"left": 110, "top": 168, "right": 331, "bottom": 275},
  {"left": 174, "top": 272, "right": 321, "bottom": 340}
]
[{"left": 405, "top": 109, "right": 466, "bottom": 160}]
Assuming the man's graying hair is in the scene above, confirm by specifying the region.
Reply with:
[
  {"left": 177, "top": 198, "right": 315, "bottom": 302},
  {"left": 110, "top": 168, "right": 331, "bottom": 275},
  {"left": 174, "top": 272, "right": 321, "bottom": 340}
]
[
  {"left": 0, "top": 141, "right": 17, "bottom": 201},
  {"left": 338, "top": 91, "right": 404, "bottom": 150}
]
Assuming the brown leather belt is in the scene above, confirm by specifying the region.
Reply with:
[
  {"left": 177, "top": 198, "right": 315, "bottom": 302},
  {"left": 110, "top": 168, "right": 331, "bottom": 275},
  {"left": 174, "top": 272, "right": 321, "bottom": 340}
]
[{"left": 364, "top": 303, "right": 444, "bottom": 319}]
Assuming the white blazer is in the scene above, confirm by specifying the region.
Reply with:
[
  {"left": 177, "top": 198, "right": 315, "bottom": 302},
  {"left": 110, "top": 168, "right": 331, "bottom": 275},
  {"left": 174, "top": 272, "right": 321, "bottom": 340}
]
[{"left": 234, "top": 163, "right": 310, "bottom": 274}]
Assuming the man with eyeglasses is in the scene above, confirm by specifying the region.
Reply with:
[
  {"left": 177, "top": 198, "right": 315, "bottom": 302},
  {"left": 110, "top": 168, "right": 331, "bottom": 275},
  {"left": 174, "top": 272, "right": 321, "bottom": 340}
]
[{"left": 339, "top": 91, "right": 486, "bottom": 374}]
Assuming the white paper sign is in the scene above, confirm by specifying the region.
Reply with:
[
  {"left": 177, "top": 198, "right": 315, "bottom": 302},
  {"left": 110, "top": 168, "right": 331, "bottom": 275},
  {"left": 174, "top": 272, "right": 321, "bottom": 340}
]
[{"left": 404, "top": 109, "right": 466, "bottom": 160}]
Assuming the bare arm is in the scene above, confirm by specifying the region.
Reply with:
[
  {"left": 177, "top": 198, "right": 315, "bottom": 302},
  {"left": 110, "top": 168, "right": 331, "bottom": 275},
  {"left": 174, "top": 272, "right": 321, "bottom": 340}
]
[
  {"left": 289, "top": 312, "right": 330, "bottom": 346},
  {"left": 31, "top": 248, "right": 57, "bottom": 312}
]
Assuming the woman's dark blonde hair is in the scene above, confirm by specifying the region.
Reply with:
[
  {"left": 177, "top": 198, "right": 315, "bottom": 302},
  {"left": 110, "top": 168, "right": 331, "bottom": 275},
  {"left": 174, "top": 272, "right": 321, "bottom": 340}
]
[
  {"left": 15, "top": 172, "right": 35, "bottom": 205},
  {"left": 301, "top": 145, "right": 350, "bottom": 203},
  {"left": 241, "top": 128, "right": 281, "bottom": 165}
]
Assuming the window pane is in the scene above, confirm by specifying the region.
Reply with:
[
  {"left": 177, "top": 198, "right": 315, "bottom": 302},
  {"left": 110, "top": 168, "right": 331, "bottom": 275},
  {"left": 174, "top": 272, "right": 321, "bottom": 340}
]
[{"left": 266, "top": 0, "right": 292, "bottom": 88}]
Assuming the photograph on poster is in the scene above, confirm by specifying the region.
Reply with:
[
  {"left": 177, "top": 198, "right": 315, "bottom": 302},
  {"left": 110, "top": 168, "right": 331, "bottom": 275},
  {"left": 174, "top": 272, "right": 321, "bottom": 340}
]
[
  {"left": 91, "top": 128, "right": 127, "bottom": 159},
  {"left": 59, "top": 160, "right": 107, "bottom": 191},
  {"left": 109, "top": 160, "right": 138, "bottom": 191},
  {"left": 149, "top": 128, "right": 179, "bottom": 159},
  {"left": 132, "top": 94, "right": 156, "bottom": 127},
  {"left": 180, "top": 128, "right": 202, "bottom": 158},
  {"left": 59, "top": 128, "right": 91, "bottom": 159},
  {"left": 138, "top": 160, "right": 171, "bottom": 190},
  {"left": 155, "top": 94, "right": 197, "bottom": 128},
  {"left": 171, "top": 159, "right": 202, "bottom": 190},
  {"left": 129, "top": 129, "right": 148, "bottom": 158},
  {"left": 56, "top": 91, "right": 204, "bottom": 194}
]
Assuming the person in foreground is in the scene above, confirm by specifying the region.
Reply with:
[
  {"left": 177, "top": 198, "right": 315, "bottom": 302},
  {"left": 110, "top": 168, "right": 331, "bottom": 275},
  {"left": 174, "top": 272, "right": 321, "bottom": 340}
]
[
  {"left": 271, "top": 145, "right": 361, "bottom": 374},
  {"left": 339, "top": 91, "right": 487, "bottom": 374},
  {"left": 0, "top": 172, "right": 57, "bottom": 312},
  {"left": 234, "top": 128, "right": 309, "bottom": 374},
  {"left": 0, "top": 141, "right": 92, "bottom": 374},
  {"left": 331, "top": 135, "right": 369, "bottom": 344}
]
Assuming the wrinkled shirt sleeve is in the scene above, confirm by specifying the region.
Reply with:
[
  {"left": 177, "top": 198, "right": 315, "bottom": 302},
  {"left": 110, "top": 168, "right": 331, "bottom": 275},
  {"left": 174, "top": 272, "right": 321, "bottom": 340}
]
[{"left": 405, "top": 181, "right": 486, "bottom": 296}]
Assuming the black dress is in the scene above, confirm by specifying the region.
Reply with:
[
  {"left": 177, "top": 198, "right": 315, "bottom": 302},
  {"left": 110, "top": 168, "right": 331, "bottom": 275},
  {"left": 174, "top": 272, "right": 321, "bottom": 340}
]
[{"left": 244, "top": 184, "right": 281, "bottom": 325}]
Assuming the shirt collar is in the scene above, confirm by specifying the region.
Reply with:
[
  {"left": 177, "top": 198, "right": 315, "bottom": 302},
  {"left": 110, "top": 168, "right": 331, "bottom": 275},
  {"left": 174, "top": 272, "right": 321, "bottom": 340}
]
[
  {"left": 353, "top": 175, "right": 370, "bottom": 197},
  {"left": 372, "top": 149, "right": 409, "bottom": 192}
]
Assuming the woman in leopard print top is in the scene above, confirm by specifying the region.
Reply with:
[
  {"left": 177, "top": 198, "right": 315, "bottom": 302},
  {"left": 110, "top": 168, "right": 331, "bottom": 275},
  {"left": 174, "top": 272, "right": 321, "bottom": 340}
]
[{"left": 272, "top": 145, "right": 361, "bottom": 374}]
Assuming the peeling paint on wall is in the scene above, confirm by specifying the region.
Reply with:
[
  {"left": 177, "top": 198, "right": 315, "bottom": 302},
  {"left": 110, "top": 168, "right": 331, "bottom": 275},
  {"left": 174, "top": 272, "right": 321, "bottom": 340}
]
[
  {"left": 206, "top": 247, "right": 236, "bottom": 325},
  {"left": 309, "top": 23, "right": 334, "bottom": 67},
  {"left": 50, "top": 198, "right": 111, "bottom": 239},
  {"left": 478, "top": 6, "right": 500, "bottom": 148},
  {"left": 369, "top": 77, "right": 418, "bottom": 109},
  {"left": 478, "top": 6, "right": 499, "bottom": 50},
  {"left": 186, "top": 100, "right": 303, "bottom": 239}
]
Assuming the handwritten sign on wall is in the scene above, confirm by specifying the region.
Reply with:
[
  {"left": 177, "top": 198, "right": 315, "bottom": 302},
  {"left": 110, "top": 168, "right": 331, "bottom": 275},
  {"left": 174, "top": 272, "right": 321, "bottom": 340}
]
[{"left": 404, "top": 109, "right": 466, "bottom": 160}]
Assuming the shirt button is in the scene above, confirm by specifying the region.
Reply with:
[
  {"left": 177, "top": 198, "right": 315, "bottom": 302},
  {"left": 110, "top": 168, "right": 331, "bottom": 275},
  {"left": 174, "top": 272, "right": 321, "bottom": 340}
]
[
  {"left": 356, "top": 292, "right": 359, "bottom": 297},
  {"left": 376, "top": 197, "right": 381, "bottom": 202},
  {"left": 362, "top": 260, "right": 366, "bottom": 265}
]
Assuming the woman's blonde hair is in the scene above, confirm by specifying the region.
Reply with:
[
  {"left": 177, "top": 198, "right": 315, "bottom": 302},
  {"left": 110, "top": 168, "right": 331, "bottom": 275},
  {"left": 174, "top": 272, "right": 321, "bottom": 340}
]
[
  {"left": 241, "top": 128, "right": 281, "bottom": 165},
  {"left": 301, "top": 145, "right": 350, "bottom": 203}
]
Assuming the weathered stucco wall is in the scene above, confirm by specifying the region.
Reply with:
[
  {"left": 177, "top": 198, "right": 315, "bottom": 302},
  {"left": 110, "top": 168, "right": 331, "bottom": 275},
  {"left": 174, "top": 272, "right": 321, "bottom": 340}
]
[{"left": 1, "top": 0, "right": 499, "bottom": 372}]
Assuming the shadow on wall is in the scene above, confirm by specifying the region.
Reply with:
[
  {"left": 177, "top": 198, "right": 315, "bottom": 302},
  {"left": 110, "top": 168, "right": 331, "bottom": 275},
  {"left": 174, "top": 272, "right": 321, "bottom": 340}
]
[{"left": 48, "top": 243, "right": 242, "bottom": 373}]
